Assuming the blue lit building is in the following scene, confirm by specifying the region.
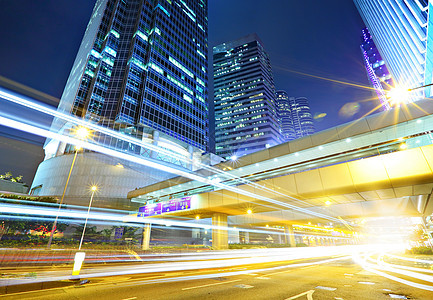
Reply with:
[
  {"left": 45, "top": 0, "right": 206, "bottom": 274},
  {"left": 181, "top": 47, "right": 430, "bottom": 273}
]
[
  {"left": 31, "top": 0, "right": 214, "bottom": 206},
  {"left": 360, "top": 28, "right": 393, "bottom": 111},
  {"left": 213, "top": 34, "right": 281, "bottom": 159},
  {"left": 353, "top": 0, "right": 433, "bottom": 99},
  {"left": 275, "top": 90, "right": 296, "bottom": 141},
  {"left": 289, "top": 97, "right": 314, "bottom": 138}
]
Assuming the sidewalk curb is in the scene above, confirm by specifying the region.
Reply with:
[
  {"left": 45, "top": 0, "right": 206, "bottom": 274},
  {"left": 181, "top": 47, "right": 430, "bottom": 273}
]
[{"left": 0, "top": 280, "right": 74, "bottom": 295}]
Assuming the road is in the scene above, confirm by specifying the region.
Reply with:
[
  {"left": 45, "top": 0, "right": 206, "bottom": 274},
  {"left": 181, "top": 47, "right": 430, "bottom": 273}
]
[{"left": 1, "top": 255, "right": 432, "bottom": 299}]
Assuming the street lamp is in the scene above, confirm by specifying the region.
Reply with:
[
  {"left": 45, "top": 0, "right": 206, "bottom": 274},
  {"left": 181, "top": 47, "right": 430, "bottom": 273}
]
[
  {"left": 387, "top": 82, "right": 433, "bottom": 106},
  {"left": 72, "top": 185, "right": 97, "bottom": 278},
  {"left": 46, "top": 126, "right": 90, "bottom": 249},
  {"left": 386, "top": 86, "right": 410, "bottom": 106},
  {"left": 78, "top": 185, "right": 98, "bottom": 250}
]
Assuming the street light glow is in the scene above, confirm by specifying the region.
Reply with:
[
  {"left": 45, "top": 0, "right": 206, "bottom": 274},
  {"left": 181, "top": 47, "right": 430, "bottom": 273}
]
[
  {"left": 75, "top": 126, "right": 90, "bottom": 139},
  {"left": 387, "top": 86, "right": 410, "bottom": 106},
  {"left": 91, "top": 185, "right": 98, "bottom": 191},
  {"left": 399, "top": 143, "right": 408, "bottom": 150}
]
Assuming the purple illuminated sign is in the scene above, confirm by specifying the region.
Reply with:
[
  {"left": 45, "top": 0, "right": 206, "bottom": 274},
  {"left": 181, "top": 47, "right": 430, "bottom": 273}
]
[
  {"left": 139, "top": 196, "right": 192, "bottom": 217},
  {"left": 139, "top": 203, "right": 162, "bottom": 217},
  {"left": 161, "top": 200, "right": 178, "bottom": 213}
]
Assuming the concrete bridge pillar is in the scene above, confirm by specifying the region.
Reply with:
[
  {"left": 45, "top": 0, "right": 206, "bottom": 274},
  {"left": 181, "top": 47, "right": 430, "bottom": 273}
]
[
  {"left": 284, "top": 225, "right": 296, "bottom": 247},
  {"left": 142, "top": 223, "right": 151, "bottom": 250},
  {"left": 238, "top": 230, "right": 250, "bottom": 243},
  {"left": 212, "top": 213, "right": 228, "bottom": 250}
]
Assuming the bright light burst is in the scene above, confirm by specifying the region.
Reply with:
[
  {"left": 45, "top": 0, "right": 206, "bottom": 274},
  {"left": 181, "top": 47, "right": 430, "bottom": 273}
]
[{"left": 387, "top": 86, "right": 410, "bottom": 106}]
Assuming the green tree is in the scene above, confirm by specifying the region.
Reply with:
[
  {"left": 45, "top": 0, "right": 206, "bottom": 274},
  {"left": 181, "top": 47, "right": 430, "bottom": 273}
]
[{"left": 100, "top": 228, "right": 113, "bottom": 239}]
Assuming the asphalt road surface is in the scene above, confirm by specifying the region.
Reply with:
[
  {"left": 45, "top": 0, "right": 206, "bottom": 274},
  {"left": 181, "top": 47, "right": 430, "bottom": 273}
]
[{"left": 2, "top": 256, "right": 432, "bottom": 300}]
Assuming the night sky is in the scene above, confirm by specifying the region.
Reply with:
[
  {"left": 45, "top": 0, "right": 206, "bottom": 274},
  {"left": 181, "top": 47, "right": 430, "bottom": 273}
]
[{"left": 0, "top": 0, "right": 372, "bottom": 183}]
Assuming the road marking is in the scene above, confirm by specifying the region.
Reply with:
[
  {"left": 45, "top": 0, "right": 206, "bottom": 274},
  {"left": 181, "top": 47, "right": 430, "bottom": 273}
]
[
  {"left": 181, "top": 279, "right": 241, "bottom": 291},
  {"left": 358, "top": 281, "right": 375, "bottom": 285},
  {"left": 285, "top": 289, "right": 315, "bottom": 300},
  {"left": 121, "top": 298, "right": 137, "bottom": 300},
  {"left": 343, "top": 273, "right": 353, "bottom": 276},
  {"left": 234, "top": 284, "right": 254, "bottom": 289},
  {"left": 256, "top": 276, "right": 270, "bottom": 280},
  {"left": 389, "top": 294, "right": 407, "bottom": 299},
  {"left": 315, "top": 286, "right": 336, "bottom": 291}
]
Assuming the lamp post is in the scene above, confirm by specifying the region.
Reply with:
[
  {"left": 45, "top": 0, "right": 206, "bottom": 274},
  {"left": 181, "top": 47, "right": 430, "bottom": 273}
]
[
  {"left": 46, "top": 126, "right": 90, "bottom": 249},
  {"left": 73, "top": 185, "right": 97, "bottom": 277},
  {"left": 78, "top": 185, "right": 98, "bottom": 250}
]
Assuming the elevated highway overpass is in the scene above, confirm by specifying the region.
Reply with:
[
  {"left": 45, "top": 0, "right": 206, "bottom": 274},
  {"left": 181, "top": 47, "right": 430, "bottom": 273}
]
[{"left": 128, "top": 100, "right": 433, "bottom": 248}]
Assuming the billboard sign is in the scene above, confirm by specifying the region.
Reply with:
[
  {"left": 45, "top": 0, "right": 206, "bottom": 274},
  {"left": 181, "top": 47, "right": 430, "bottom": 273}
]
[{"left": 139, "top": 196, "right": 192, "bottom": 217}]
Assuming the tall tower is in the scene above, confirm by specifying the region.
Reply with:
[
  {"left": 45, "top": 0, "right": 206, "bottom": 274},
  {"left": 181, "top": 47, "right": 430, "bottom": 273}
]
[
  {"left": 31, "top": 0, "right": 210, "bottom": 206},
  {"left": 361, "top": 28, "right": 393, "bottom": 111},
  {"left": 275, "top": 90, "right": 296, "bottom": 141},
  {"left": 353, "top": 0, "right": 433, "bottom": 99},
  {"left": 289, "top": 97, "right": 314, "bottom": 138},
  {"left": 213, "top": 34, "right": 281, "bottom": 160}
]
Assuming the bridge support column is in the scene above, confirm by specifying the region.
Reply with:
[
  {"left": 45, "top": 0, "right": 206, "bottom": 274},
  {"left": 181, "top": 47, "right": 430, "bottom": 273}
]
[
  {"left": 142, "top": 223, "right": 151, "bottom": 250},
  {"left": 212, "top": 213, "right": 228, "bottom": 250},
  {"left": 284, "top": 225, "right": 296, "bottom": 247},
  {"left": 239, "top": 231, "right": 249, "bottom": 243}
]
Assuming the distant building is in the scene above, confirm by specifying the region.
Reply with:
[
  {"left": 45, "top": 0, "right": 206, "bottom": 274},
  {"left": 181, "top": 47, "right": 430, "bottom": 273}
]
[
  {"left": 289, "top": 97, "right": 314, "bottom": 138},
  {"left": 213, "top": 33, "right": 281, "bottom": 160},
  {"left": 353, "top": 0, "right": 432, "bottom": 99},
  {"left": 275, "top": 91, "right": 296, "bottom": 141},
  {"left": 31, "top": 0, "right": 214, "bottom": 207},
  {"left": 360, "top": 28, "right": 392, "bottom": 110}
]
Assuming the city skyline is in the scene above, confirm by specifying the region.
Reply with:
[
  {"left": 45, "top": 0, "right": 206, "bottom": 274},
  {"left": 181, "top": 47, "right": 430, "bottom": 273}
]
[
  {"left": 0, "top": 1, "right": 373, "bottom": 129},
  {"left": 1, "top": 1, "right": 374, "bottom": 182}
]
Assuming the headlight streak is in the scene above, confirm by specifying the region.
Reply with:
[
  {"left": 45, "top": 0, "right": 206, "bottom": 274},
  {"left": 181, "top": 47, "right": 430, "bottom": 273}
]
[
  {"left": 0, "top": 247, "right": 351, "bottom": 287},
  {"left": 353, "top": 249, "right": 433, "bottom": 291},
  {"left": 0, "top": 88, "right": 340, "bottom": 222},
  {"left": 383, "top": 253, "right": 433, "bottom": 265},
  {"left": 0, "top": 203, "right": 325, "bottom": 237},
  {"left": 0, "top": 111, "right": 341, "bottom": 222}
]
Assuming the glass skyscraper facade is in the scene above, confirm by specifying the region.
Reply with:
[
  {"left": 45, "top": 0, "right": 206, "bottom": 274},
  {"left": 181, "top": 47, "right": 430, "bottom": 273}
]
[
  {"left": 56, "top": 0, "right": 208, "bottom": 154},
  {"left": 31, "top": 0, "right": 211, "bottom": 203},
  {"left": 353, "top": 0, "right": 433, "bottom": 99},
  {"left": 361, "top": 28, "right": 393, "bottom": 111},
  {"left": 289, "top": 97, "right": 314, "bottom": 139},
  {"left": 213, "top": 34, "right": 281, "bottom": 159},
  {"left": 275, "top": 90, "right": 296, "bottom": 141}
]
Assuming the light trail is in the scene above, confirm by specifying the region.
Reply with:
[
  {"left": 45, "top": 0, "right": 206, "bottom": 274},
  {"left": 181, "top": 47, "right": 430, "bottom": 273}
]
[
  {"left": 383, "top": 253, "right": 433, "bottom": 265},
  {"left": 353, "top": 247, "right": 433, "bottom": 291},
  {"left": 0, "top": 88, "right": 310, "bottom": 219},
  {"left": 0, "top": 246, "right": 353, "bottom": 287},
  {"left": 0, "top": 109, "right": 341, "bottom": 222},
  {"left": 0, "top": 202, "right": 352, "bottom": 242}
]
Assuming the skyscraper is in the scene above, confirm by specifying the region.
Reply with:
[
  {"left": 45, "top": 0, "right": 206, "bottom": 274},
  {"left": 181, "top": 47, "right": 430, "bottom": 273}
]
[
  {"left": 360, "top": 28, "right": 393, "bottom": 111},
  {"left": 353, "top": 0, "right": 433, "bottom": 99},
  {"left": 213, "top": 34, "right": 281, "bottom": 160},
  {"left": 31, "top": 0, "right": 210, "bottom": 205},
  {"left": 289, "top": 97, "right": 314, "bottom": 138},
  {"left": 275, "top": 90, "right": 296, "bottom": 141}
]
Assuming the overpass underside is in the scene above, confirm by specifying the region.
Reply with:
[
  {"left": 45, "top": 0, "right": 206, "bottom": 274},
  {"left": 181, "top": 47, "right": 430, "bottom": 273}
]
[{"left": 129, "top": 101, "right": 433, "bottom": 249}]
